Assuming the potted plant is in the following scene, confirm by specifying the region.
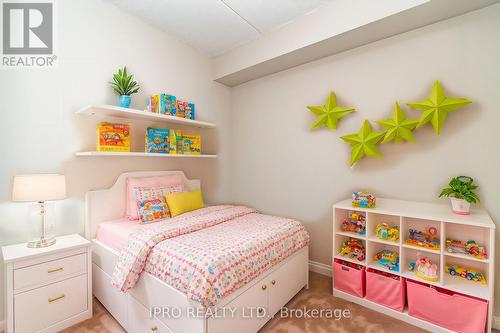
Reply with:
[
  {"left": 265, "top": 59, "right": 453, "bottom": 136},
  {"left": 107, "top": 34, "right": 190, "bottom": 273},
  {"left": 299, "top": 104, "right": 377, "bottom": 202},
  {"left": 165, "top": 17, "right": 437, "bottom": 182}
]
[
  {"left": 439, "top": 176, "right": 480, "bottom": 215},
  {"left": 109, "top": 66, "right": 139, "bottom": 108}
]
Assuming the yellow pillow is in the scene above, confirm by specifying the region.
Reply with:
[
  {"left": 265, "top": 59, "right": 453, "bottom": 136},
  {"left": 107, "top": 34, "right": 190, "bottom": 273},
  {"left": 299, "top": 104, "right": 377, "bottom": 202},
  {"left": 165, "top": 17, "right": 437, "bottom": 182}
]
[{"left": 165, "top": 189, "right": 205, "bottom": 217}]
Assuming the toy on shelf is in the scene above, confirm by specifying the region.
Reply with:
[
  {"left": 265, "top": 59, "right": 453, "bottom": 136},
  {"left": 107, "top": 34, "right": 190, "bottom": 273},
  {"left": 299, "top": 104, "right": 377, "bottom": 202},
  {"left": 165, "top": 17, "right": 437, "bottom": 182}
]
[
  {"left": 352, "top": 191, "right": 376, "bottom": 208},
  {"left": 405, "top": 227, "right": 440, "bottom": 250},
  {"left": 145, "top": 128, "right": 169, "bottom": 154},
  {"left": 182, "top": 134, "right": 201, "bottom": 155},
  {"left": 340, "top": 211, "right": 366, "bottom": 235},
  {"left": 445, "top": 265, "right": 486, "bottom": 284},
  {"left": 96, "top": 122, "right": 130, "bottom": 152},
  {"left": 147, "top": 93, "right": 177, "bottom": 116},
  {"left": 373, "top": 250, "right": 399, "bottom": 272},
  {"left": 408, "top": 256, "right": 439, "bottom": 282},
  {"left": 375, "top": 223, "right": 399, "bottom": 242},
  {"left": 339, "top": 238, "right": 365, "bottom": 261},
  {"left": 169, "top": 129, "right": 182, "bottom": 154},
  {"left": 446, "top": 239, "right": 488, "bottom": 260}
]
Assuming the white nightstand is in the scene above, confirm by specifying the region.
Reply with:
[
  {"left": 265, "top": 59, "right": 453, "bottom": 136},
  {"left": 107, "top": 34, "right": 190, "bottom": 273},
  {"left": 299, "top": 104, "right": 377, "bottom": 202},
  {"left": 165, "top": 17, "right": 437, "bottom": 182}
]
[{"left": 2, "top": 234, "right": 92, "bottom": 333}]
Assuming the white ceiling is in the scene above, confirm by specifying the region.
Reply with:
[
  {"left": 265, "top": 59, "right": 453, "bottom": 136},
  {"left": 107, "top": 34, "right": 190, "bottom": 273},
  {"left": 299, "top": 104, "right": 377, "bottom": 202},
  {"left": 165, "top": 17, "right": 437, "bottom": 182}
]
[{"left": 106, "top": 0, "right": 333, "bottom": 56}]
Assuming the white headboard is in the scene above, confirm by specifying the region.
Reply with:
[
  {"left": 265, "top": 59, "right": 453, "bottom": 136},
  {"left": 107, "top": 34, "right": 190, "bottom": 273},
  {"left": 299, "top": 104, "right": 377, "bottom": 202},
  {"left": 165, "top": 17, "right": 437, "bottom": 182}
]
[{"left": 85, "top": 171, "right": 200, "bottom": 239}]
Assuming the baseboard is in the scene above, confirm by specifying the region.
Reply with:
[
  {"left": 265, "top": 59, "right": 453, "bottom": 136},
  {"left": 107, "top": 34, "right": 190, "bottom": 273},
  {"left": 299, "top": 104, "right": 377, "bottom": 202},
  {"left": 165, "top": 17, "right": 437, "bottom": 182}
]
[
  {"left": 493, "top": 316, "right": 500, "bottom": 330},
  {"left": 308, "top": 260, "right": 332, "bottom": 277}
]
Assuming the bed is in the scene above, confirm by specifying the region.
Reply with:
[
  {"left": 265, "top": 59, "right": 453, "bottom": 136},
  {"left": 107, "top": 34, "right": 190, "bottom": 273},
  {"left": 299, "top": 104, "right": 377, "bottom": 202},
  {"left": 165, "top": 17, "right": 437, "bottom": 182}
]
[{"left": 86, "top": 171, "right": 309, "bottom": 333}]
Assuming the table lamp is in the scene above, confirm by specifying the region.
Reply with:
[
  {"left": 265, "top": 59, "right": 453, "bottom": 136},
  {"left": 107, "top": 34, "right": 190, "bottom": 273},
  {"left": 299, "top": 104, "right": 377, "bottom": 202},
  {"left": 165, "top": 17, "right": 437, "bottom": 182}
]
[{"left": 12, "top": 174, "right": 66, "bottom": 248}]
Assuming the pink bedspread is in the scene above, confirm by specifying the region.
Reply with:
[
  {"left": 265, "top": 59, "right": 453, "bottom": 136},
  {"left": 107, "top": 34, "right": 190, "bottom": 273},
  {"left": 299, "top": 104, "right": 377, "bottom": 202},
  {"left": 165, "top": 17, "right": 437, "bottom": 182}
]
[
  {"left": 96, "top": 218, "right": 140, "bottom": 251},
  {"left": 111, "top": 205, "right": 309, "bottom": 307}
]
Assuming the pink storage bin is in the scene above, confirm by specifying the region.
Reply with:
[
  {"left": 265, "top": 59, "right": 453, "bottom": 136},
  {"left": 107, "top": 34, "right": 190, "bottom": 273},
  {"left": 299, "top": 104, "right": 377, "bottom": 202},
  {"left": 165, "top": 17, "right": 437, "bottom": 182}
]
[
  {"left": 333, "top": 259, "right": 365, "bottom": 297},
  {"left": 366, "top": 268, "right": 405, "bottom": 312},
  {"left": 407, "top": 279, "right": 488, "bottom": 333}
]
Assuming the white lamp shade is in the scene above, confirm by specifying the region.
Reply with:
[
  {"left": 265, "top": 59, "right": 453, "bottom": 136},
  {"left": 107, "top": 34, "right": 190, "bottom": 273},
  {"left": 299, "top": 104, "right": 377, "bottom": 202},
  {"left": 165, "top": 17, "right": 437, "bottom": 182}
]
[{"left": 12, "top": 174, "right": 66, "bottom": 202}]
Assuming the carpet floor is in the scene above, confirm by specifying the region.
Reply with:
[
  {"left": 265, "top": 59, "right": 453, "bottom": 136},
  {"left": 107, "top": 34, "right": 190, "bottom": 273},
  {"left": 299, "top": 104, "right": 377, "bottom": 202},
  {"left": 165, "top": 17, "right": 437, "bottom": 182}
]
[{"left": 62, "top": 272, "right": 428, "bottom": 333}]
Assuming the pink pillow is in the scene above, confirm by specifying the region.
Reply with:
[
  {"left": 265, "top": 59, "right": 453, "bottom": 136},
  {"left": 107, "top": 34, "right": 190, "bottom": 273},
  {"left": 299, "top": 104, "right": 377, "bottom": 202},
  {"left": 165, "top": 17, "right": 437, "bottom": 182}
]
[{"left": 126, "top": 175, "right": 184, "bottom": 220}]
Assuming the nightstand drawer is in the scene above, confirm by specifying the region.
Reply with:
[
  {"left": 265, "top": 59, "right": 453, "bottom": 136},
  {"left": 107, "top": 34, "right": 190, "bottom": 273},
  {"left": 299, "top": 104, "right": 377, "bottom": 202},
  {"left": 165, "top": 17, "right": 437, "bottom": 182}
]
[
  {"left": 14, "top": 253, "right": 86, "bottom": 291},
  {"left": 14, "top": 274, "right": 88, "bottom": 333}
]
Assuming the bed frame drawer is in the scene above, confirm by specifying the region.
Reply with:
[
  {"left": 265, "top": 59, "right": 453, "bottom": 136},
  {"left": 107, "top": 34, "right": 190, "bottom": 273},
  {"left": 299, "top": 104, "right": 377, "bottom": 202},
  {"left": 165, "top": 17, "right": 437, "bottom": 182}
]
[
  {"left": 128, "top": 295, "right": 173, "bottom": 333},
  {"left": 207, "top": 278, "right": 269, "bottom": 333}
]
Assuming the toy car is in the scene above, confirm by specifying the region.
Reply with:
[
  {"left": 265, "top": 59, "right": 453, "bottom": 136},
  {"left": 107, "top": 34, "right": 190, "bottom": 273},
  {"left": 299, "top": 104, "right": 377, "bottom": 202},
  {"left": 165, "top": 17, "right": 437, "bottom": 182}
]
[
  {"left": 339, "top": 238, "right": 365, "bottom": 261},
  {"left": 446, "top": 239, "right": 488, "bottom": 260},
  {"left": 445, "top": 265, "right": 486, "bottom": 284},
  {"left": 373, "top": 250, "right": 399, "bottom": 271},
  {"left": 405, "top": 227, "right": 440, "bottom": 250}
]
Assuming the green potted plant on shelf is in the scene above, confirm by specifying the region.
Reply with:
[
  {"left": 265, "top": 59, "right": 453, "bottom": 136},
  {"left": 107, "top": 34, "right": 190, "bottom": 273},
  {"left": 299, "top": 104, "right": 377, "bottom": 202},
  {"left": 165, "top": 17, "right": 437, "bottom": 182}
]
[
  {"left": 439, "top": 176, "right": 480, "bottom": 215},
  {"left": 109, "top": 66, "right": 139, "bottom": 108}
]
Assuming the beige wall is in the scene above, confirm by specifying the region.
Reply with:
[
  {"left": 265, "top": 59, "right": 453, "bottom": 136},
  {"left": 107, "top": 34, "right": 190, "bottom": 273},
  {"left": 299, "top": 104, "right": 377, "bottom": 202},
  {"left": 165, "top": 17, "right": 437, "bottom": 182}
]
[
  {"left": 229, "top": 5, "right": 500, "bottom": 314},
  {"left": 0, "top": 0, "right": 231, "bottom": 322}
]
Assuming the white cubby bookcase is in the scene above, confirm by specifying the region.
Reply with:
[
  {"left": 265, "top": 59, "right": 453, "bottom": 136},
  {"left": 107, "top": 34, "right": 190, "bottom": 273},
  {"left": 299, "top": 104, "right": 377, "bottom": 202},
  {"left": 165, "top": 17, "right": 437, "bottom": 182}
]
[{"left": 333, "top": 198, "right": 495, "bottom": 333}]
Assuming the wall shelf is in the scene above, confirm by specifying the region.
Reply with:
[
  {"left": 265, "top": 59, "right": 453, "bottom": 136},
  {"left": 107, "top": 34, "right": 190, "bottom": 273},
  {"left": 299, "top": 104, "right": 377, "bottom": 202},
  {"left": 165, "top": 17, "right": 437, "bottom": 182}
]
[
  {"left": 76, "top": 105, "right": 216, "bottom": 129},
  {"left": 333, "top": 197, "right": 495, "bottom": 332},
  {"left": 75, "top": 152, "right": 217, "bottom": 158}
]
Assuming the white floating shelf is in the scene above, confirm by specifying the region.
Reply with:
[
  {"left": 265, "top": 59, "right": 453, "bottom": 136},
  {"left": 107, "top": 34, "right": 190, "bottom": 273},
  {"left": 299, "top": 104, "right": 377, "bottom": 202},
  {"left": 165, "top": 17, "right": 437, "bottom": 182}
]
[
  {"left": 76, "top": 105, "right": 216, "bottom": 129},
  {"left": 75, "top": 151, "right": 217, "bottom": 158}
]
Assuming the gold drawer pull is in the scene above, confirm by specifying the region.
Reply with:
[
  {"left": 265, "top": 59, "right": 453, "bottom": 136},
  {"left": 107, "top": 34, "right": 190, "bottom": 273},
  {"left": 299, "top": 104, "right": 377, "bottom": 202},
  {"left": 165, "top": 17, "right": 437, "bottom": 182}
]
[
  {"left": 261, "top": 284, "right": 267, "bottom": 291},
  {"left": 151, "top": 326, "right": 158, "bottom": 332},
  {"left": 271, "top": 280, "right": 276, "bottom": 285},
  {"left": 48, "top": 294, "right": 65, "bottom": 303},
  {"left": 48, "top": 267, "right": 63, "bottom": 273}
]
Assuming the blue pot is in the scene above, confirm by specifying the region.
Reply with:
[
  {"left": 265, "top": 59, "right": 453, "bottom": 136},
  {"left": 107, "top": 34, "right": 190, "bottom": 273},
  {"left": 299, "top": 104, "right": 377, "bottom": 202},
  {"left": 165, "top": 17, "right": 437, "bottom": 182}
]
[{"left": 118, "top": 95, "right": 131, "bottom": 108}]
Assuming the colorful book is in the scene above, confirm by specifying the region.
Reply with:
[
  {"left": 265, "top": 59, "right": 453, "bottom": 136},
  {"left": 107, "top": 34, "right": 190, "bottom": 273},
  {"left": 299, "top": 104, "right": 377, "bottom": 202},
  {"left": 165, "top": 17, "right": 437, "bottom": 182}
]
[
  {"left": 182, "top": 134, "right": 201, "bottom": 155},
  {"left": 145, "top": 128, "right": 170, "bottom": 154},
  {"left": 185, "top": 103, "right": 195, "bottom": 120},
  {"left": 146, "top": 95, "right": 159, "bottom": 113},
  {"left": 169, "top": 129, "right": 182, "bottom": 154},
  {"left": 176, "top": 100, "right": 187, "bottom": 118},
  {"left": 97, "top": 122, "right": 130, "bottom": 152},
  {"left": 159, "top": 94, "right": 177, "bottom": 116}
]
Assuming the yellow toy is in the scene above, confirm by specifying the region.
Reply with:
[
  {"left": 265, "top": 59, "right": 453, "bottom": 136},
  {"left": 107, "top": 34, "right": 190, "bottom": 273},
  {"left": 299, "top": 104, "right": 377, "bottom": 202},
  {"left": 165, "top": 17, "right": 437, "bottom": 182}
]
[
  {"left": 96, "top": 122, "right": 130, "bottom": 152},
  {"left": 375, "top": 223, "right": 399, "bottom": 242}
]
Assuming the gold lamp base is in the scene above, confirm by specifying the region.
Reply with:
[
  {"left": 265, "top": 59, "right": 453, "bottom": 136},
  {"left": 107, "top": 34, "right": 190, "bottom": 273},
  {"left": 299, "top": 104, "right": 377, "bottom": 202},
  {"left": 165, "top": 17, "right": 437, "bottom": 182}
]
[{"left": 27, "top": 237, "right": 56, "bottom": 248}]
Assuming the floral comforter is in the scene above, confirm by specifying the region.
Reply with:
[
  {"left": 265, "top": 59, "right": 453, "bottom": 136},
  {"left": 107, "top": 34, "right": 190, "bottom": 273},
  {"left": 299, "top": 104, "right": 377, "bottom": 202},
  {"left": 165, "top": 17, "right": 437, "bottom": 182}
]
[{"left": 111, "top": 205, "right": 310, "bottom": 307}]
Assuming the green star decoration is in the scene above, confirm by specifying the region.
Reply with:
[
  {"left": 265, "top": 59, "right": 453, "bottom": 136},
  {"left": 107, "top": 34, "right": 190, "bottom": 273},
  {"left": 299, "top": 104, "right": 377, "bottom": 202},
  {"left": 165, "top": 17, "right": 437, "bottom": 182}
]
[
  {"left": 407, "top": 80, "right": 472, "bottom": 135},
  {"left": 307, "top": 91, "right": 355, "bottom": 130},
  {"left": 376, "top": 102, "right": 419, "bottom": 143},
  {"left": 341, "top": 120, "right": 386, "bottom": 166}
]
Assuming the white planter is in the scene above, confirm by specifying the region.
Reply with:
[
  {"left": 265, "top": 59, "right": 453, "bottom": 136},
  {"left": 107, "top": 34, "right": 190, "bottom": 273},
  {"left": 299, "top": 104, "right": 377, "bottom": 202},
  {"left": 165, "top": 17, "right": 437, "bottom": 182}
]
[{"left": 450, "top": 197, "right": 471, "bottom": 215}]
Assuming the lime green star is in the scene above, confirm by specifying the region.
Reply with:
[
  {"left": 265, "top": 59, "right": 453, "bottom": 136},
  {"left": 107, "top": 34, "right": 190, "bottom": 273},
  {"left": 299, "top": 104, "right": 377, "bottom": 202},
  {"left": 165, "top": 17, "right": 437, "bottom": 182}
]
[
  {"left": 341, "top": 120, "right": 386, "bottom": 166},
  {"left": 407, "top": 81, "right": 472, "bottom": 135},
  {"left": 307, "top": 91, "right": 355, "bottom": 130},
  {"left": 376, "top": 102, "right": 419, "bottom": 143}
]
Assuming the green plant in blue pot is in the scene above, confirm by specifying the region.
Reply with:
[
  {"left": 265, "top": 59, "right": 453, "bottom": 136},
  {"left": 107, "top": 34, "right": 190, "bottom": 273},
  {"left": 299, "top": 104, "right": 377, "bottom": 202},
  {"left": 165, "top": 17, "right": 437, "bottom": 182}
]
[{"left": 109, "top": 66, "right": 139, "bottom": 108}]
